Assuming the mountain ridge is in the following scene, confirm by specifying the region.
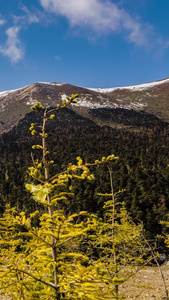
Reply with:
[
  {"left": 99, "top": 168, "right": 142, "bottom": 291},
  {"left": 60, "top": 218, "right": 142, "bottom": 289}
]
[
  {"left": 1, "top": 77, "right": 169, "bottom": 95},
  {"left": 1, "top": 78, "right": 169, "bottom": 134},
  {"left": 87, "top": 77, "right": 169, "bottom": 92}
]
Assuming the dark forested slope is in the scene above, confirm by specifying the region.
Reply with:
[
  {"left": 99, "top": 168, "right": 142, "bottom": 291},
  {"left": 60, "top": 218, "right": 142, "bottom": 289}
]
[{"left": 0, "top": 107, "right": 169, "bottom": 237}]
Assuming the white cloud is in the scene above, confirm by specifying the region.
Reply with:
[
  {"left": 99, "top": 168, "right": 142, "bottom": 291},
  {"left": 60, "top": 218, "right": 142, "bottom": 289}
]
[
  {"left": 0, "top": 19, "right": 6, "bottom": 26},
  {"left": 0, "top": 26, "right": 24, "bottom": 63},
  {"left": 39, "top": 0, "right": 150, "bottom": 46}
]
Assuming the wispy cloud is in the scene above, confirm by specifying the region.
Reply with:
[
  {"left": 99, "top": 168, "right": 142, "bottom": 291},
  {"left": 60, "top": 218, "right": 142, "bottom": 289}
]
[
  {"left": 54, "top": 55, "right": 61, "bottom": 60},
  {"left": 39, "top": 0, "right": 151, "bottom": 46},
  {"left": 0, "top": 18, "right": 6, "bottom": 26},
  {"left": 13, "top": 5, "right": 41, "bottom": 25},
  {"left": 0, "top": 26, "right": 24, "bottom": 63},
  {"left": 0, "top": 5, "right": 43, "bottom": 64},
  {"left": 20, "top": 5, "right": 40, "bottom": 24}
]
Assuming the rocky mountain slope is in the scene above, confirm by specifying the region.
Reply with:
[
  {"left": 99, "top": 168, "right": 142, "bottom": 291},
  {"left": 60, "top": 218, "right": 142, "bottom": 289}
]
[{"left": 1, "top": 78, "right": 169, "bottom": 134}]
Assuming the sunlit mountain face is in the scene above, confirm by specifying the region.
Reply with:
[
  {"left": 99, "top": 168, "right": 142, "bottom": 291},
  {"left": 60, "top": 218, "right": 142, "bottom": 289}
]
[{"left": 1, "top": 78, "right": 169, "bottom": 134}]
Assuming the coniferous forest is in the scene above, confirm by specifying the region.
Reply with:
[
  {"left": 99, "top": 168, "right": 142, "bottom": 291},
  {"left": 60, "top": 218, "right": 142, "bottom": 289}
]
[
  {"left": 1, "top": 99, "right": 169, "bottom": 299},
  {"left": 0, "top": 107, "right": 169, "bottom": 237}
]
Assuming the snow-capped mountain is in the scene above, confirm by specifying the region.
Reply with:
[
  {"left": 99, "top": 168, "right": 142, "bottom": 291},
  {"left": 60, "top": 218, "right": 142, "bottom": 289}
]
[
  {"left": 88, "top": 78, "right": 169, "bottom": 93},
  {"left": 0, "top": 78, "right": 169, "bottom": 134}
]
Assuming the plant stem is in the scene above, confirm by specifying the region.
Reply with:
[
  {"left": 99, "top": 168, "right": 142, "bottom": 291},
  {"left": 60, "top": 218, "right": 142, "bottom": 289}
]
[
  {"left": 107, "top": 165, "right": 118, "bottom": 298},
  {"left": 42, "top": 111, "right": 60, "bottom": 299}
]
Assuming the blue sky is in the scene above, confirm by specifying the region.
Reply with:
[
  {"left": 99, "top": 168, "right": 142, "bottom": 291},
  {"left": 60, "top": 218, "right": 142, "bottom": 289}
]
[{"left": 0, "top": 0, "right": 169, "bottom": 91}]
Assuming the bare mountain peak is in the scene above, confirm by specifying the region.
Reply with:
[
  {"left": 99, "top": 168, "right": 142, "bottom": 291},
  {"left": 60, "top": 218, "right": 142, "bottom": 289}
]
[
  {"left": 1, "top": 77, "right": 169, "bottom": 97},
  {"left": 0, "top": 78, "right": 169, "bottom": 134}
]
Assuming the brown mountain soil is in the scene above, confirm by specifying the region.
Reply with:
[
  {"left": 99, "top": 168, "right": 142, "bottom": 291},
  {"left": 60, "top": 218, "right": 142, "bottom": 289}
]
[{"left": 119, "top": 265, "right": 169, "bottom": 300}]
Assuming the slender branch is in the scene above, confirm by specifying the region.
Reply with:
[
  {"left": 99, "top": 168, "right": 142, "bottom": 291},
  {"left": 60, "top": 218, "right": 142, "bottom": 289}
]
[
  {"left": 0, "top": 279, "right": 22, "bottom": 290},
  {"left": 28, "top": 229, "right": 52, "bottom": 248},
  {"left": 30, "top": 152, "right": 45, "bottom": 184},
  {"left": 107, "top": 163, "right": 118, "bottom": 297},
  {"left": 41, "top": 110, "right": 60, "bottom": 297},
  {"left": 142, "top": 235, "right": 168, "bottom": 298},
  {"left": 31, "top": 152, "right": 36, "bottom": 168},
  {"left": 124, "top": 256, "right": 154, "bottom": 282},
  {"left": 49, "top": 166, "right": 86, "bottom": 182},
  {"left": 58, "top": 236, "right": 76, "bottom": 247},
  {"left": 46, "top": 100, "right": 75, "bottom": 116},
  {"left": 12, "top": 268, "right": 59, "bottom": 290},
  {"left": 50, "top": 170, "right": 70, "bottom": 182}
]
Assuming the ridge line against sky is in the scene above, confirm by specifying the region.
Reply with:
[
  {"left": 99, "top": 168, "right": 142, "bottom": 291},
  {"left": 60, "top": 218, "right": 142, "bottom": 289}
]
[{"left": 0, "top": 0, "right": 169, "bottom": 91}]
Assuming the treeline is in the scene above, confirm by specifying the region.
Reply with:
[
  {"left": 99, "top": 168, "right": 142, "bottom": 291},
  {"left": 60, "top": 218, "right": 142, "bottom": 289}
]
[{"left": 0, "top": 107, "right": 169, "bottom": 237}]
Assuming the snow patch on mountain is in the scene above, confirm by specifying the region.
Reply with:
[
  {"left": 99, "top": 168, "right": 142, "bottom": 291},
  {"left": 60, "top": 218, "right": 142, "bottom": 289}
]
[
  {"left": 26, "top": 96, "right": 39, "bottom": 106},
  {"left": 0, "top": 86, "right": 27, "bottom": 99},
  {"left": 73, "top": 98, "right": 109, "bottom": 108},
  {"left": 61, "top": 93, "right": 109, "bottom": 108},
  {"left": 88, "top": 78, "right": 169, "bottom": 93},
  {"left": 61, "top": 93, "right": 147, "bottom": 110},
  {"left": 0, "top": 89, "right": 18, "bottom": 98},
  {"left": 38, "top": 82, "right": 64, "bottom": 86}
]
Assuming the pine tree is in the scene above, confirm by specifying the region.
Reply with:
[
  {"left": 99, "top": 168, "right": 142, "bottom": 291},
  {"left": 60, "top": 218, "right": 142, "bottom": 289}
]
[{"left": 87, "top": 156, "right": 151, "bottom": 299}]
